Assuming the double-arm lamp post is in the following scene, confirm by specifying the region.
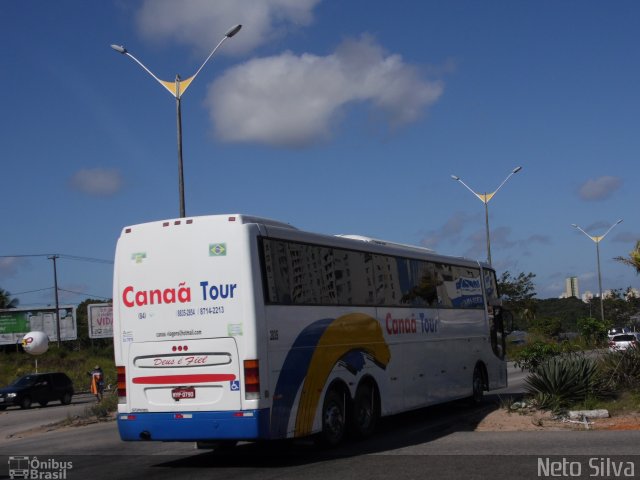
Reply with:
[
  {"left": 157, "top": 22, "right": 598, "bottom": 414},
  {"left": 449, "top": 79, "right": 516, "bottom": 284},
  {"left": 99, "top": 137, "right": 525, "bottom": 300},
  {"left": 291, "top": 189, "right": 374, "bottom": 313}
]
[
  {"left": 111, "top": 24, "right": 242, "bottom": 218},
  {"left": 571, "top": 219, "right": 623, "bottom": 323},
  {"left": 450, "top": 166, "right": 522, "bottom": 266}
]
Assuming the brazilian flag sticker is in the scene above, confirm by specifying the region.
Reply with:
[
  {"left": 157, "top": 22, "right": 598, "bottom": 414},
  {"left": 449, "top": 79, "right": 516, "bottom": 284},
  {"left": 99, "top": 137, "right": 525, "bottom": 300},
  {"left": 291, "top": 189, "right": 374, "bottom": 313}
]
[
  {"left": 209, "top": 243, "right": 227, "bottom": 256},
  {"left": 131, "top": 252, "right": 147, "bottom": 264}
]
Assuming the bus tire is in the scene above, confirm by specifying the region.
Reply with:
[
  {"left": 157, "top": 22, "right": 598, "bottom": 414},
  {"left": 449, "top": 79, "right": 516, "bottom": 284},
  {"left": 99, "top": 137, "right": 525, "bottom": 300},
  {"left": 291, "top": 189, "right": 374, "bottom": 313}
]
[
  {"left": 350, "top": 381, "right": 379, "bottom": 439},
  {"left": 471, "top": 364, "right": 485, "bottom": 405},
  {"left": 319, "top": 387, "right": 346, "bottom": 447}
]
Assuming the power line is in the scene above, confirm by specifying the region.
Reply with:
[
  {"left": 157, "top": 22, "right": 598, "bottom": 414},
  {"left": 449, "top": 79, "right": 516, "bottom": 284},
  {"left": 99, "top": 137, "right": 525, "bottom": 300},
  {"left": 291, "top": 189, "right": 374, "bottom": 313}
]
[
  {"left": 58, "top": 288, "right": 111, "bottom": 301},
  {"left": 59, "top": 254, "right": 113, "bottom": 265},
  {"left": 0, "top": 254, "right": 113, "bottom": 264},
  {"left": 9, "top": 287, "right": 53, "bottom": 296}
]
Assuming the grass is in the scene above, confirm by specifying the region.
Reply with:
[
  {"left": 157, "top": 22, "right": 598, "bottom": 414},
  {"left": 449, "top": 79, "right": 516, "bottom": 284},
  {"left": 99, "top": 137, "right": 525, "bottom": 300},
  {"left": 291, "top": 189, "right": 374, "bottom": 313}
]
[
  {"left": 576, "top": 390, "right": 640, "bottom": 416},
  {"left": 0, "top": 344, "right": 116, "bottom": 391},
  {"left": 0, "top": 344, "right": 118, "bottom": 419}
]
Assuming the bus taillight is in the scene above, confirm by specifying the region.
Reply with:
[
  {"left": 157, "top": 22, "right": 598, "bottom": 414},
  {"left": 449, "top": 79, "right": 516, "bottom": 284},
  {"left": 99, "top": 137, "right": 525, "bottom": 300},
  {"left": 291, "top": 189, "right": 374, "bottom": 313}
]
[
  {"left": 117, "top": 366, "right": 127, "bottom": 404},
  {"left": 243, "top": 359, "right": 260, "bottom": 400}
]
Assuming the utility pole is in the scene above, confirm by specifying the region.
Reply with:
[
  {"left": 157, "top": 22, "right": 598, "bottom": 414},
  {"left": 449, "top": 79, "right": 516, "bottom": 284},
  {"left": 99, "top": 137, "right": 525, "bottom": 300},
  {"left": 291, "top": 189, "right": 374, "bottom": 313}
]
[{"left": 49, "top": 255, "right": 61, "bottom": 346}]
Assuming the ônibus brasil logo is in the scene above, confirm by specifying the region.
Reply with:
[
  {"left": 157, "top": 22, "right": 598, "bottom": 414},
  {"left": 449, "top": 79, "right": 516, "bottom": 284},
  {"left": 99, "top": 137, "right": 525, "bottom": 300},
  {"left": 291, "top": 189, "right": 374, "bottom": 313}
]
[{"left": 8, "top": 456, "right": 73, "bottom": 479}]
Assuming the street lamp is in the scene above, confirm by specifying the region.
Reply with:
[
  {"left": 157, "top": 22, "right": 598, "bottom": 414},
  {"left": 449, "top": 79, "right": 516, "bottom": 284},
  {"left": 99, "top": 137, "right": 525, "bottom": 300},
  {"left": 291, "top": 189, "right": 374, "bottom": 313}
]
[
  {"left": 111, "top": 24, "right": 242, "bottom": 218},
  {"left": 450, "top": 166, "right": 522, "bottom": 265},
  {"left": 571, "top": 219, "right": 623, "bottom": 323}
]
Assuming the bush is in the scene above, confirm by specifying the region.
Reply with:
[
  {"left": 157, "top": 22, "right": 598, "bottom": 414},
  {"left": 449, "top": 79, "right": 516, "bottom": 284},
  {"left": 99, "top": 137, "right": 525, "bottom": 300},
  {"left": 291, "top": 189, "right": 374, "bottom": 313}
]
[
  {"left": 512, "top": 340, "right": 579, "bottom": 372},
  {"left": 88, "top": 390, "right": 118, "bottom": 418},
  {"left": 577, "top": 316, "right": 610, "bottom": 346},
  {"left": 598, "top": 347, "right": 640, "bottom": 391},
  {"left": 525, "top": 356, "right": 612, "bottom": 413}
]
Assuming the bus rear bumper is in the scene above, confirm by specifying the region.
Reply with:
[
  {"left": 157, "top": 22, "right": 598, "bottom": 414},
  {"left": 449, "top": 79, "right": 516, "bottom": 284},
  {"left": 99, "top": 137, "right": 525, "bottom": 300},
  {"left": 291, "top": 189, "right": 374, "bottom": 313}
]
[{"left": 117, "top": 409, "right": 270, "bottom": 442}]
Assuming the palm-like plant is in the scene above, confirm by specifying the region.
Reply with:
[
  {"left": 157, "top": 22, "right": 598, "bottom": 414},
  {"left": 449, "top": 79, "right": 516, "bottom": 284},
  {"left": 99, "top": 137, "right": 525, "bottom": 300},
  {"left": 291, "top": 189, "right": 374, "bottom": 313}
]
[
  {"left": 615, "top": 240, "right": 640, "bottom": 275},
  {"left": 0, "top": 288, "right": 19, "bottom": 309},
  {"left": 525, "top": 356, "right": 611, "bottom": 413}
]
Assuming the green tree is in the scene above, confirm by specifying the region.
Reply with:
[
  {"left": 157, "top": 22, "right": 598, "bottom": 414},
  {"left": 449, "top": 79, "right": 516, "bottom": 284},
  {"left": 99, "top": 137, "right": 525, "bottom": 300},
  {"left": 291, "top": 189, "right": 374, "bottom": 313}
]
[
  {"left": 576, "top": 316, "right": 610, "bottom": 346},
  {"left": 602, "top": 288, "right": 640, "bottom": 328},
  {"left": 615, "top": 240, "right": 640, "bottom": 274},
  {"left": 0, "top": 288, "right": 19, "bottom": 309},
  {"left": 535, "top": 297, "right": 590, "bottom": 332},
  {"left": 529, "top": 316, "right": 563, "bottom": 338},
  {"left": 498, "top": 271, "right": 537, "bottom": 330}
]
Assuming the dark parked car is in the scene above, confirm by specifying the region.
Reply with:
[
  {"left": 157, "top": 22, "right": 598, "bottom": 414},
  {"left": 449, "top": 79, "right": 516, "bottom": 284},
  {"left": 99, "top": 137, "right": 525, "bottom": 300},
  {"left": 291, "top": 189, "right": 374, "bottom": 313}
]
[{"left": 0, "top": 372, "right": 74, "bottom": 410}]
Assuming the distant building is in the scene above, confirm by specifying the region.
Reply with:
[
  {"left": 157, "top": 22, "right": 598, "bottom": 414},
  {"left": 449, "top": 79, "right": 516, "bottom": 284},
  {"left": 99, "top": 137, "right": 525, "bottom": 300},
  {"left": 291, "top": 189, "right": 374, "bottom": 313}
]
[
  {"left": 626, "top": 288, "right": 640, "bottom": 300},
  {"left": 582, "top": 291, "right": 594, "bottom": 303},
  {"left": 564, "top": 277, "right": 579, "bottom": 298}
]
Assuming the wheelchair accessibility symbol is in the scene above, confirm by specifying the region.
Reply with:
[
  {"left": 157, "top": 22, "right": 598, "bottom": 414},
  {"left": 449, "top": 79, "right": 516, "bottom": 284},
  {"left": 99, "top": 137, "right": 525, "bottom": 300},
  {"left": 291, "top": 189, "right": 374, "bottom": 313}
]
[{"left": 230, "top": 380, "right": 240, "bottom": 391}]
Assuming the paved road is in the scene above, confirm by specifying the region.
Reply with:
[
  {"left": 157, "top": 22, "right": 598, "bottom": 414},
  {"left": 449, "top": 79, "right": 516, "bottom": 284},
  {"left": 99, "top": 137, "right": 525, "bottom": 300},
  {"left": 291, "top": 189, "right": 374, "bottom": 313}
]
[
  {"left": 0, "top": 393, "right": 99, "bottom": 439},
  {"left": 1, "top": 365, "right": 638, "bottom": 480},
  {"left": 1, "top": 363, "right": 527, "bottom": 439},
  {"left": 1, "top": 403, "right": 639, "bottom": 480}
]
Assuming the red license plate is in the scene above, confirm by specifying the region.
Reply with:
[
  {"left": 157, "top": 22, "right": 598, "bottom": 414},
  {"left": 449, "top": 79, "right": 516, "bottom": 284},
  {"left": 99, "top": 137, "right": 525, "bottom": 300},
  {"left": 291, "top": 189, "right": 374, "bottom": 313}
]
[{"left": 171, "top": 387, "right": 195, "bottom": 400}]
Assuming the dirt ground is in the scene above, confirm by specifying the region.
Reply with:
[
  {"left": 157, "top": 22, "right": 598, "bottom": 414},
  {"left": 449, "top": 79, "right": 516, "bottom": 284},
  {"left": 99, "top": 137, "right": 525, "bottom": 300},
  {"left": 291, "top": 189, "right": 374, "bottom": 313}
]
[{"left": 474, "top": 408, "right": 640, "bottom": 431}]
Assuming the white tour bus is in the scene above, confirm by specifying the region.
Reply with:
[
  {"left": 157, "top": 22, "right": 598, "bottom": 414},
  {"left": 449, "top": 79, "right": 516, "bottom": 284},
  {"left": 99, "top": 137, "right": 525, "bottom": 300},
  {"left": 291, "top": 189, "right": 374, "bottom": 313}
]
[{"left": 113, "top": 214, "right": 507, "bottom": 446}]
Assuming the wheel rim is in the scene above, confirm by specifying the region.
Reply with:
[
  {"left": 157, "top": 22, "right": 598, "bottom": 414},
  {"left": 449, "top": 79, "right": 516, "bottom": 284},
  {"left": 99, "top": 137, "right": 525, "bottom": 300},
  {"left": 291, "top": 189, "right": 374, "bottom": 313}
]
[
  {"left": 356, "top": 403, "right": 372, "bottom": 430},
  {"left": 324, "top": 400, "right": 344, "bottom": 442},
  {"left": 355, "top": 388, "right": 374, "bottom": 431}
]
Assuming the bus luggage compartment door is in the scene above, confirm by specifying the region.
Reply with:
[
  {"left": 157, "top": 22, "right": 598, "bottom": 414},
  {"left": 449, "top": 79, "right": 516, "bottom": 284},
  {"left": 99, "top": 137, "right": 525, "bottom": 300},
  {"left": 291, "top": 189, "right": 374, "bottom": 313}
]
[{"left": 127, "top": 338, "right": 242, "bottom": 412}]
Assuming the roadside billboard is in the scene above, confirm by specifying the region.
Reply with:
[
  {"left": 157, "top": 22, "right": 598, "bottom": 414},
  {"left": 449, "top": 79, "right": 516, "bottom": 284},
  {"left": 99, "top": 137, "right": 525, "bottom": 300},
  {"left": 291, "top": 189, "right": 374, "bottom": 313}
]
[
  {"left": 87, "top": 303, "right": 113, "bottom": 339},
  {"left": 0, "top": 306, "right": 77, "bottom": 345}
]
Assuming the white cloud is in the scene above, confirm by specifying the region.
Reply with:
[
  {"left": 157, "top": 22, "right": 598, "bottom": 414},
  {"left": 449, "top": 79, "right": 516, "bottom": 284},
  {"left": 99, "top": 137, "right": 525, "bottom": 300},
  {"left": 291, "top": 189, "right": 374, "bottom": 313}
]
[
  {"left": 578, "top": 176, "right": 622, "bottom": 201},
  {"left": 421, "top": 212, "right": 474, "bottom": 249},
  {"left": 208, "top": 35, "right": 444, "bottom": 147},
  {"left": 136, "top": 0, "right": 321, "bottom": 57},
  {"left": 0, "top": 257, "right": 27, "bottom": 279},
  {"left": 70, "top": 168, "right": 124, "bottom": 197}
]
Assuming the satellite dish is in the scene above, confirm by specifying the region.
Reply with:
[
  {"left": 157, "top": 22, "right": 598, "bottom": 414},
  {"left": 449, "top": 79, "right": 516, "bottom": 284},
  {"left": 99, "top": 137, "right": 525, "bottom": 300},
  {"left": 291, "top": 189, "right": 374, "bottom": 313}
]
[{"left": 22, "top": 331, "right": 49, "bottom": 355}]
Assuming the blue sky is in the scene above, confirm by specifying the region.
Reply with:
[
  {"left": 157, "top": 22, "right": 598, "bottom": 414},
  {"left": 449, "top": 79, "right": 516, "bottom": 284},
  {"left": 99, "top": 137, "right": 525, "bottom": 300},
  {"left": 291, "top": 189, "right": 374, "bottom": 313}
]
[{"left": 1, "top": 0, "right": 639, "bottom": 307}]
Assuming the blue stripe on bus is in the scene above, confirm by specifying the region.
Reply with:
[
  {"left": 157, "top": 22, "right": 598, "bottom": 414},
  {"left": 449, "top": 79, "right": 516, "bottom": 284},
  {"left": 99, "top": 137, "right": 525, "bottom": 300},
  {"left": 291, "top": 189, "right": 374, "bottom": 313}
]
[
  {"left": 270, "top": 317, "right": 334, "bottom": 438},
  {"left": 117, "top": 409, "right": 270, "bottom": 442}
]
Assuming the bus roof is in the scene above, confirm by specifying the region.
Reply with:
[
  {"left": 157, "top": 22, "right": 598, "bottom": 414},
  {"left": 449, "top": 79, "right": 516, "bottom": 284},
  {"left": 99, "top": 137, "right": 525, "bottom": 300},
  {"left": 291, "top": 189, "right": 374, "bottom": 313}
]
[
  {"left": 119, "top": 214, "right": 485, "bottom": 269},
  {"left": 336, "top": 234, "right": 435, "bottom": 253},
  {"left": 119, "top": 214, "right": 297, "bottom": 235}
]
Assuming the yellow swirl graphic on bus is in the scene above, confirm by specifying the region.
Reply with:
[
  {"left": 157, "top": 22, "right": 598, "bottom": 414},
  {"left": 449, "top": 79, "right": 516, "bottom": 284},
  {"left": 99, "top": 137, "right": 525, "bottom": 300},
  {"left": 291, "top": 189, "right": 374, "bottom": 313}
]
[{"left": 294, "top": 312, "right": 391, "bottom": 437}]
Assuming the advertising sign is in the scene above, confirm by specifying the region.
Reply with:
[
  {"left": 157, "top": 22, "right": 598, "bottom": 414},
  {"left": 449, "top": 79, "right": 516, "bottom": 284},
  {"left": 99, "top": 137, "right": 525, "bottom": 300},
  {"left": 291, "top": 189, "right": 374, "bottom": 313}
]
[
  {"left": 0, "top": 306, "right": 77, "bottom": 345},
  {"left": 87, "top": 303, "right": 113, "bottom": 339}
]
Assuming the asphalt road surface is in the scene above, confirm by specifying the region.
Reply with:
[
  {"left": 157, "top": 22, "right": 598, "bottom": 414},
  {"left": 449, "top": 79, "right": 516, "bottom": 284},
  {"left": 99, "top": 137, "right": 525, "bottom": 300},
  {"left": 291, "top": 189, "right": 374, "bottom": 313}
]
[{"left": 1, "top": 367, "right": 638, "bottom": 480}]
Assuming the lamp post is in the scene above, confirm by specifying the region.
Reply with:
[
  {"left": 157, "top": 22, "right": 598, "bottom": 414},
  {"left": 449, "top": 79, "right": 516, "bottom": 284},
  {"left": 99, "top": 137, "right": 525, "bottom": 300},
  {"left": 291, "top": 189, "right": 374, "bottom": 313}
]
[
  {"left": 111, "top": 24, "right": 242, "bottom": 218},
  {"left": 450, "top": 166, "right": 522, "bottom": 265},
  {"left": 571, "top": 219, "right": 623, "bottom": 323}
]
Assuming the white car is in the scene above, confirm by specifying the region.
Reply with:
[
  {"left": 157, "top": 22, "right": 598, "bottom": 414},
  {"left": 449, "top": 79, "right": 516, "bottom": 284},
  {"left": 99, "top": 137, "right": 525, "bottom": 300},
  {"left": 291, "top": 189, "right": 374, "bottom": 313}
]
[
  {"left": 608, "top": 334, "right": 638, "bottom": 352},
  {"left": 608, "top": 327, "right": 629, "bottom": 338}
]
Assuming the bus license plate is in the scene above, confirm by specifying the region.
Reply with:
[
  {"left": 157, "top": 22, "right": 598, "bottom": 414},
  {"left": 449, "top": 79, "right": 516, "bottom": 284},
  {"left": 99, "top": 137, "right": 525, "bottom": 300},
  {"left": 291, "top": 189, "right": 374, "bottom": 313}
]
[{"left": 171, "top": 387, "right": 195, "bottom": 400}]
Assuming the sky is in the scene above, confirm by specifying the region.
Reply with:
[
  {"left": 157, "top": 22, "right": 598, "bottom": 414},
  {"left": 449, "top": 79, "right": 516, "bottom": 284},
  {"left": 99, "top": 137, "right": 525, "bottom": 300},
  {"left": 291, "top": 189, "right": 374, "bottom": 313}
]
[{"left": 1, "top": 0, "right": 639, "bottom": 309}]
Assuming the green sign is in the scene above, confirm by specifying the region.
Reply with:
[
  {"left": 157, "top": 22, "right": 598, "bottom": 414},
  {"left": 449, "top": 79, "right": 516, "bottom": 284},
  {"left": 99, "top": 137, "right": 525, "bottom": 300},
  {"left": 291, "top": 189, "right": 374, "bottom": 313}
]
[{"left": 0, "top": 312, "right": 29, "bottom": 334}]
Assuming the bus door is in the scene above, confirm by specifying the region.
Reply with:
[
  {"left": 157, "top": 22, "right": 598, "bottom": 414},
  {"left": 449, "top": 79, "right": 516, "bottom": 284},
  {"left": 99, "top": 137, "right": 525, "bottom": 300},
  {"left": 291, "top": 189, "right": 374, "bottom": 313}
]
[{"left": 482, "top": 267, "right": 508, "bottom": 389}]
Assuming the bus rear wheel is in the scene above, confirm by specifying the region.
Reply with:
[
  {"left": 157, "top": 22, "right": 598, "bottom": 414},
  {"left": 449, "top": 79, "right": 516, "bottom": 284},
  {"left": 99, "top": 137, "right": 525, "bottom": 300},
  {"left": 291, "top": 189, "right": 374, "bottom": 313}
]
[
  {"left": 350, "top": 381, "right": 379, "bottom": 439},
  {"left": 319, "top": 388, "right": 346, "bottom": 447},
  {"left": 471, "top": 365, "right": 485, "bottom": 405}
]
